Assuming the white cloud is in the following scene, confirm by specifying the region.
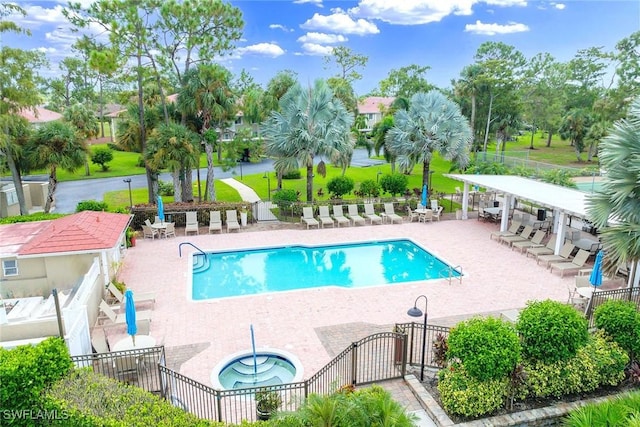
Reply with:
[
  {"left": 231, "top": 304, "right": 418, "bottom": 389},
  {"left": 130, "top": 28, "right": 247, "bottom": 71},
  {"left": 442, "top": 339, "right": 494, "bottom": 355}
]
[
  {"left": 484, "top": 0, "right": 527, "bottom": 6},
  {"left": 297, "top": 32, "right": 347, "bottom": 44},
  {"left": 464, "top": 20, "right": 529, "bottom": 35},
  {"left": 301, "top": 9, "right": 379, "bottom": 35},
  {"left": 349, "top": 0, "right": 474, "bottom": 25},
  {"left": 269, "top": 24, "right": 294, "bottom": 32},
  {"left": 293, "top": 0, "right": 323, "bottom": 6},
  {"left": 552, "top": 3, "right": 566, "bottom": 10},
  {"left": 12, "top": 4, "right": 68, "bottom": 27},
  {"left": 236, "top": 43, "right": 285, "bottom": 58},
  {"left": 299, "top": 43, "right": 334, "bottom": 56}
]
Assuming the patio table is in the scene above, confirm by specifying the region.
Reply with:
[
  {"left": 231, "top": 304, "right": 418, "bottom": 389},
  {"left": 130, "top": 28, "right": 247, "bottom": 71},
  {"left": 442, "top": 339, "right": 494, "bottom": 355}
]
[{"left": 112, "top": 335, "right": 156, "bottom": 352}]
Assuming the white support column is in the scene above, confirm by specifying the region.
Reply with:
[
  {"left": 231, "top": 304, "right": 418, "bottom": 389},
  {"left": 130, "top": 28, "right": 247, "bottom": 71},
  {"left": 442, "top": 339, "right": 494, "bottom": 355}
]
[
  {"left": 500, "top": 195, "right": 511, "bottom": 232},
  {"left": 461, "top": 183, "right": 470, "bottom": 220},
  {"left": 552, "top": 209, "right": 561, "bottom": 233},
  {"left": 555, "top": 211, "right": 567, "bottom": 255}
]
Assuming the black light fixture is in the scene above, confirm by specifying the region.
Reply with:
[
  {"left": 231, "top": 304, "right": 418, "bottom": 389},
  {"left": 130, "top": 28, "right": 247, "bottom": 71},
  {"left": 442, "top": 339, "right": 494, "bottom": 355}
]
[
  {"left": 123, "top": 178, "right": 133, "bottom": 211},
  {"left": 263, "top": 172, "right": 271, "bottom": 201},
  {"left": 407, "top": 295, "right": 428, "bottom": 381}
]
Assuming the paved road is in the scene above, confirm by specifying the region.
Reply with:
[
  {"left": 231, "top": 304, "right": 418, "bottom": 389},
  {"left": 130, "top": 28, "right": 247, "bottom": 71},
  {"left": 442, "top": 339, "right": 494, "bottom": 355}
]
[{"left": 51, "top": 149, "right": 382, "bottom": 213}]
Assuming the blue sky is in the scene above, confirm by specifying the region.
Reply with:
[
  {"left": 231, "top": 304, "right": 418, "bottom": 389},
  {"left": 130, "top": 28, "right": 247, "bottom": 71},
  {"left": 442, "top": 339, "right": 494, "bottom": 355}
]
[{"left": 6, "top": 1, "right": 640, "bottom": 95}]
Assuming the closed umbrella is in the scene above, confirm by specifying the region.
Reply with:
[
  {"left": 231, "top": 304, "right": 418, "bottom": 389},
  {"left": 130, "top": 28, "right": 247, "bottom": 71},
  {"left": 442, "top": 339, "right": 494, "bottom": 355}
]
[
  {"left": 157, "top": 195, "right": 165, "bottom": 223},
  {"left": 421, "top": 184, "right": 428, "bottom": 208},
  {"left": 124, "top": 289, "right": 137, "bottom": 346},
  {"left": 589, "top": 250, "right": 604, "bottom": 292}
]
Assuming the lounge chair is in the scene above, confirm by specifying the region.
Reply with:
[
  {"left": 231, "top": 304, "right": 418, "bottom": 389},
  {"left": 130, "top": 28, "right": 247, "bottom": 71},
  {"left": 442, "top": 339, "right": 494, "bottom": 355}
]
[
  {"left": 406, "top": 207, "right": 420, "bottom": 222},
  {"left": 226, "top": 210, "right": 241, "bottom": 232},
  {"left": 536, "top": 242, "right": 575, "bottom": 267},
  {"left": 363, "top": 204, "right": 382, "bottom": 225},
  {"left": 99, "top": 300, "right": 152, "bottom": 326},
  {"left": 511, "top": 229, "right": 546, "bottom": 253},
  {"left": 91, "top": 332, "right": 110, "bottom": 354},
  {"left": 383, "top": 203, "right": 403, "bottom": 224},
  {"left": 489, "top": 221, "right": 521, "bottom": 241},
  {"left": 317, "top": 206, "right": 335, "bottom": 228},
  {"left": 301, "top": 207, "right": 320, "bottom": 229},
  {"left": 525, "top": 235, "right": 557, "bottom": 258},
  {"left": 162, "top": 222, "right": 176, "bottom": 238},
  {"left": 500, "top": 225, "right": 534, "bottom": 246},
  {"left": 209, "top": 211, "right": 222, "bottom": 234},
  {"left": 185, "top": 211, "right": 199, "bottom": 235},
  {"left": 108, "top": 283, "right": 156, "bottom": 307},
  {"left": 332, "top": 205, "right": 350, "bottom": 227},
  {"left": 549, "top": 249, "right": 591, "bottom": 277},
  {"left": 347, "top": 204, "right": 366, "bottom": 226}
]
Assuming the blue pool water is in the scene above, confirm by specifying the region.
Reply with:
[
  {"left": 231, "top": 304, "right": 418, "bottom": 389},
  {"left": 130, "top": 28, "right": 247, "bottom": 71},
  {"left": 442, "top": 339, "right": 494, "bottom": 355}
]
[{"left": 191, "top": 239, "right": 459, "bottom": 300}]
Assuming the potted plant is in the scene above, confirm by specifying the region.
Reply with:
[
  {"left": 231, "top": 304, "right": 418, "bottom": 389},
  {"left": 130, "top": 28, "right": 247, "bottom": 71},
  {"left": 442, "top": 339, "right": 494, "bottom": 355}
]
[
  {"left": 125, "top": 227, "right": 137, "bottom": 247},
  {"left": 255, "top": 388, "right": 281, "bottom": 420}
]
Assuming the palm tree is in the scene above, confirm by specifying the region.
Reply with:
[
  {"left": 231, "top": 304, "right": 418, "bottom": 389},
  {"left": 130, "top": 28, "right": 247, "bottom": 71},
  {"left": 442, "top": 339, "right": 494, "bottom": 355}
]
[
  {"left": 25, "top": 121, "right": 88, "bottom": 213},
  {"left": 262, "top": 79, "right": 354, "bottom": 202},
  {"left": 386, "top": 90, "right": 472, "bottom": 187},
  {"left": 455, "top": 64, "right": 482, "bottom": 152},
  {"left": 587, "top": 98, "right": 640, "bottom": 282},
  {"left": 178, "top": 64, "right": 235, "bottom": 202},
  {"left": 0, "top": 115, "right": 31, "bottom": 215}
]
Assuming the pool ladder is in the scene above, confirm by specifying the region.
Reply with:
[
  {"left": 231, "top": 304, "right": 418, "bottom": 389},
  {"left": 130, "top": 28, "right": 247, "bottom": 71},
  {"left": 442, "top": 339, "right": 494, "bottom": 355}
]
[
  {"left": 439, "top": 265, "right": 463, "bottom": 285},
  {"left": 178, "top": 242, "right": 209, "bottom": 272}
]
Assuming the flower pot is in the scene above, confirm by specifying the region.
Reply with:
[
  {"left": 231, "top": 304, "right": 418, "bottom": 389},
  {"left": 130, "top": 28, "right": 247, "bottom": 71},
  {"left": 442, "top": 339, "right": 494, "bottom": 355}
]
[
  {"left": 256, "top": 408, "right": 272, "bottom": 421},
  {"left": 130, "top": 236, "right": 136, "bottom": 247}
]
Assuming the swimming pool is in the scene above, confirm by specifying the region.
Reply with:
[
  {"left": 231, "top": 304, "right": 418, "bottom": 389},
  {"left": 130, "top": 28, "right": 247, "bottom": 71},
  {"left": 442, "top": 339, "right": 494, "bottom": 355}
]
[{"left": 191, "top": 239, "right": 460, "bottom": 300}]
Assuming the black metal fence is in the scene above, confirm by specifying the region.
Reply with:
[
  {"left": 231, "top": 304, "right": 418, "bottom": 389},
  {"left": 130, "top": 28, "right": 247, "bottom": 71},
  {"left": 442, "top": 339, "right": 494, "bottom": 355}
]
[
  {"left": 395, "top": 322, "right": 451, "bottom": 369},
  {"left": 586, "top": 287, "right": 640, "bottom": 327}
]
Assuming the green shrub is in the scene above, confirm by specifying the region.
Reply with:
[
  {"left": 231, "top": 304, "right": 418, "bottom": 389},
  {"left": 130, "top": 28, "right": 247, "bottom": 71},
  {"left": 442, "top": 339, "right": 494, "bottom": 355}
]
[
  {"left": 75, "top": 200, "right": 109, "bottom": 212},
  {"left": 446, "top": 317, "right": 520, "bottom": 381},
  {"left": 564, "top": 391, "right": 640, "bottom": 427},
  {"left": 44, "top": 369, "right": 221, "bottom": 426},
  {"left": 326, "top": 176, "right": 354, "bottom": 198},
  {"left": 437, "top": 364, "right": 507, "bottom": 418},
  {"left": 282, "top": 170, "right": 301, "bottom": 179},
  {"left": 594, "top": 300, "right": 640, "bottom": 359},
  {"left": 0, "top": 337, "right": 73, "bottom": 425},
  {"left": 379, "top": 173, "right": 408, "bottom": 196},
  {"left": 90, "top": 147, "right": 114, "bottom": 171},
  {"left": 273, "top": 189, "right": 299, "bottom": 204},
  {"left": 358, "top": 179, "right": 380, "bottom": 198},
  {"left": 521, "top": 333, "right": 627, "bottom": 400},
  {"left": 516, "top": 299, "right": 588, "bottom": 363},
  {"left": 158, "top": 180, "right": 174, "bottom": 197}
]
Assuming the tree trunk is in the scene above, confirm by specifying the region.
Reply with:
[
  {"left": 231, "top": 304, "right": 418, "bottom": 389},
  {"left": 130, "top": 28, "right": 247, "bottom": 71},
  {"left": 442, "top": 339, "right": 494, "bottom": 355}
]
[
  {"left": 306, "top": 160, "right": 314, "bottom": 202},
  {"left": 470, "top": 93, "right": 476, "bottom": 150},
  {"left": 587, "top": 141, "right": 595, "bottom": 162},
  {"left": 422, "top": 160, "right": 430, "bottom": 187},
  {"left": 482, "top": 93, "right": 494, "bottom": 153},
  {"left": 546, "top": 129, "right": 553, "bottom": 147},
  {"left": 205, "top": 143, "right": 216, "bottom": 201},
  {"left": 6, "top": 151, "right": 28, "bottom": 215},
  {"left": 44, "top": 166, "right": 57, "bottom": 214},
  {"left": 277, "top": 170, "right": 283, "bottom": 190},
  {"left": 529, "top": 123, "right": 535, "bottom": 149},
  {"left": 172, "top": 170, "right": 181, "bottom": 202}
]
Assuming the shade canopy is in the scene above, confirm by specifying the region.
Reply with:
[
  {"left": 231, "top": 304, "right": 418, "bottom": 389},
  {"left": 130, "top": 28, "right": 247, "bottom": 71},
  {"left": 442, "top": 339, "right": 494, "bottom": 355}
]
[
  {"left": 421, "top": 185, "right": 428, "bottom": 208},
  {"left": 157, "top": 196, "right": 165, "bottom": 222},
  {"left": 125, "top": 289, "right": 137, "bottom": 343},
  {"left": 590, "top": 250, "right": 604, "bottom": 288}
]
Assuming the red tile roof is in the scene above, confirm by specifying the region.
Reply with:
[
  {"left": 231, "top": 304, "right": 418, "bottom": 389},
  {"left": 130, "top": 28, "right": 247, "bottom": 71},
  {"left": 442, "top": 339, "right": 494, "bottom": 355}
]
[
  {"left": 4, "top": 211, "right": 132, "bottom": 256},
  {"left": 18, "top": 106, "right": 63, "bottom": 123},
  {"left": 357, "top": 97, "right": 395, "bottom": 114}
]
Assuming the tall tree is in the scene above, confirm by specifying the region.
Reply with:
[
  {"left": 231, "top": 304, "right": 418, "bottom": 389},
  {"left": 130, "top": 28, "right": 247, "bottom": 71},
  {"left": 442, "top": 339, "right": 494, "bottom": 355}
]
[
  {"left": 323, "top": 46, "right": 368, "bottom": 83},
  {"left": 559, "top": 108, "right": 593, "bottom": 161},
  {"left": 63, "top": 103, "right": 100, "bottom": 175},
  {"left": 453, "top": 64, "right": 482, "bottom": 151},
  {"left": 25, "top": 121, "right": 88, "bottom": 213},
  {"left": 262, "top": 79, "right": 354, "bottom": 201},
  {"left": 587, "top": 97, "right": 640, "bottom": 282},
  {"left": 378, "top": 64, "right": 434, "bottom": 99},
  {"left": 262, "top": 70, "right": 298, "bottom": 113},
  {"left": 386, "top": 91, "right": 472, "bottom": 186}
]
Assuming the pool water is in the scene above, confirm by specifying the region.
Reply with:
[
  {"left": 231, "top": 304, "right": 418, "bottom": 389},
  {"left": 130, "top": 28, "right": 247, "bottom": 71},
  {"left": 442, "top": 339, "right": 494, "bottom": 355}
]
[{"left": 191, "top": 239, "right": 459, "bottom": 300}]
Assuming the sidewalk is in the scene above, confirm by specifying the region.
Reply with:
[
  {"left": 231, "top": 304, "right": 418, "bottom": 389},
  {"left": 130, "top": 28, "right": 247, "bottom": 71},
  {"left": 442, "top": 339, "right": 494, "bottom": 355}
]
[{"left": 221, "top": 178, "right": 278, "bottom": 221}]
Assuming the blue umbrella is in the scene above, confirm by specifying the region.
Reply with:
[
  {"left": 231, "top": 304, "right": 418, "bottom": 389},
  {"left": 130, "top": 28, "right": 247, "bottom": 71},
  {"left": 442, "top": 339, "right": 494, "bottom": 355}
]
[
  {"left": 589, "top": 250, "right": 604, "bottom": 289},
  {"left": 124, "top": 289, "right": 137, "bottom": 345},
  {"left": 157, "top": 195, "right": 165, "bottom": 223},
  {"left": 421, "top": 184, "right": 428, "bottom": 208}
]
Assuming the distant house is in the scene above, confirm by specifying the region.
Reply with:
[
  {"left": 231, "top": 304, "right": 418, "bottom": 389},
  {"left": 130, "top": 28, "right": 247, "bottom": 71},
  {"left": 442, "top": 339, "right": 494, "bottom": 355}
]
[
  {"left": 0, "top": 180, "right": 49, "bottom": 218},
  {"left": 357, "top": 97, "right": 395, "bottom": 133},
  {"left": 18, "top": 106, "right": 62, "bottom": 128}
]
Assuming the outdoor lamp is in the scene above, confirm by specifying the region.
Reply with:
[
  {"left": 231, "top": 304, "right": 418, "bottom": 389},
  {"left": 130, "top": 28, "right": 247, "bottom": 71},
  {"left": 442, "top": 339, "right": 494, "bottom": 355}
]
[{"left": 407, "top": 295, "right": 428, "bottom": 382}]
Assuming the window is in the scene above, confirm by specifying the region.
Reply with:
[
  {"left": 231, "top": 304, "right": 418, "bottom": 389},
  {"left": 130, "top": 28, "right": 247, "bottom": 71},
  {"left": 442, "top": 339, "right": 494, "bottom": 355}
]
[
  {"left": 6, "top": 189, "right": 18, "bottom": 205},
  {"left": 235, "top": 116, "right": 243, "bottom": 125},
  {"left": 3, "top": 259, "right": 18, "bottom": 276}
]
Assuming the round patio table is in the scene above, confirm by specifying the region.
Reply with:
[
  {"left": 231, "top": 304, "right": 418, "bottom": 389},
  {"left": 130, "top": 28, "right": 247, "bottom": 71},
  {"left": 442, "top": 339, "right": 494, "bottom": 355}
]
[{"left": 112, "top": 335, "right": 156, "bottom": 352}]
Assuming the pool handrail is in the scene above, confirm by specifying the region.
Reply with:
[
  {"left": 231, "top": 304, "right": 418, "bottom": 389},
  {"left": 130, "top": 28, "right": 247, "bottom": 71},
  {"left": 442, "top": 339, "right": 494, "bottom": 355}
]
[
  {"left": 439, "top": 264, "right": 463, "bottom": 285},
  {"left": 179, "top": 242, "right": 206, "bottom": 259}
]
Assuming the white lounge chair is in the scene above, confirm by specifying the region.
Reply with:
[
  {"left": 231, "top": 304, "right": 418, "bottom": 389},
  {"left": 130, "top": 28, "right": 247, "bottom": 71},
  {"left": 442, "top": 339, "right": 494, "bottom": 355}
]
[
  {"left": 332, "top": 205, "right": 350, "bottom": 227},
  {"left": 490, "top": 221, "right": 522, "bottom": 241},
  {"left": 525, "top": 235, "right": 557, "bottom": 258},
  {"left": 317, "top": 206, "right": 335, "bottom": 228},
  {"left": 511, "top": 229, "right": 546, "bottom": 253},
  {"left": 301, "top": 207, "right": 319, "bottom": 229},
  {"left": 500, "top": 225, "right": 534, "bottom": 246},
  {"left": 347, "top": 204, "right": 366, "bottom": 226},
  {"left": 99, "top": 300, "right": 152, "bottom": 327},
  {"left": 383, "top": 203, "right": 403, "bottom": 224},
  {"left": 363, "top": 204, "right": 382, "bottom": 225},
  {"left": 185, "top": 211, "right": 199, "bottom": 235},
  {"left": 537, "top": 242, "right": 576, "bottom": 267},
  {"left": 209, "top": 211, "right": 222, "bottom": 234},
  {"left": 549, "top": 249, "right": 591, "bottom": 277},
  {"left": 226, "top": 210, "right": 241, "bottom": 232},
  {"left": 108, "top": 283, "right": 156, "bottom": 307}
]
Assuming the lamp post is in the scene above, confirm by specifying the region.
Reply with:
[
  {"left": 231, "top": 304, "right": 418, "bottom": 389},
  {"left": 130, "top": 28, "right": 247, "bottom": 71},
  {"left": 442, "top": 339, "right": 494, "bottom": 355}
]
[
  {"left": 407, "top": 295, "right": 428, "bottom": 382},
  {"left": 123, "top": 178, "right": 133, "bottom": 211},
  {"left": 376, "top": 169, "right": 382, "bottom": 183},
  {"left": 263, "top": 172, "right": 271, "bottom": 201}
]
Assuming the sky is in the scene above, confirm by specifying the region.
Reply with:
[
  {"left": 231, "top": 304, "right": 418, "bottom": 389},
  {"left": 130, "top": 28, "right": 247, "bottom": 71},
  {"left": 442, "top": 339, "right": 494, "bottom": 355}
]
[{"left": 4, "top": 0, "right": 640, "bottom": 96}]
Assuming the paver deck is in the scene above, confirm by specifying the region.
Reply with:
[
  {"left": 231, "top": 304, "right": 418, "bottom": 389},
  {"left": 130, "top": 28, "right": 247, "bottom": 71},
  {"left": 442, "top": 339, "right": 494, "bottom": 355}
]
[{"left": 111, "top": 217, "right": 587, "bottom": 420}]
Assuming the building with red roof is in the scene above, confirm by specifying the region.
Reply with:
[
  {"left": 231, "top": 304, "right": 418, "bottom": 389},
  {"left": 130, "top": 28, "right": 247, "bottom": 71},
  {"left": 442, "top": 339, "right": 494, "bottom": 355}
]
[{"left": 357, "top": 97, "right": 395, "bottom": 132}]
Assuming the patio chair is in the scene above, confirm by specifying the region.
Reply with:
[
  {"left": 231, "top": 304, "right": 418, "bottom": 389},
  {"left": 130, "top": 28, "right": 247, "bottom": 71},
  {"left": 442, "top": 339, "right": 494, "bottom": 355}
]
[
  {"left": 226, "top": 210, "right": 241, "bottom": 233},
  {"left": 383, "top": 203, "right": 403, "bottom": 224},
  {"left": 536, "top": 242, "right": 575, "bottom": 267},
  {"left": 431, "top": 205, "right": 443, "bottom": 221},
  {"left": 406, "top": 207, "right": 420, "bottom": 222},
  {"left": 162, "top": 222, "right": 176, "bottom": 238},
  {"left": 500, "top": 225, "right": 534, "bottom": 246},
  {"left": 209, "top": 211, "right": 222, "bottom": 234},
  {"left": 332, "top": 205, "right": 350, "bottom": 227},
  {"left": 418, "top": 209, "right": 433, "bottom": 223},
  {"left": 525, "top": 235, "right": 557, "bottom": 258},
  {"left": 317, "top": 206, "right": 335, "bottom": 228},
  {"left": 141, "top": 222, "right": 158, "bottom": 240},
  {"left": 99, "top": 300, "right": 152, "bottom": 327},
  {"left": 114, "top": 355, "right": 140, "bottom": 383},
  {"left": 301, "top": 207, "right": 320, "bottom": 229},
  {"left": 108, "top": 283, "right": 156, "bottom": 307},
  {"left": 347, "top": 204, "right": 366, "bottom": 226},
  {"left": 511, "top": 229, "right": 546, "bottom": 253},
  {"left": 363, "top": 204, "right": 382, "bottom": 225},
  {"left": 489, "top": 221, "right": 522, "bottom": 241},
  {"left": 185, "top": 211, "right": 199, "bottom": 235},
  {"left": 549, "top": 249, "right": 591, "bottom": 277}
]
